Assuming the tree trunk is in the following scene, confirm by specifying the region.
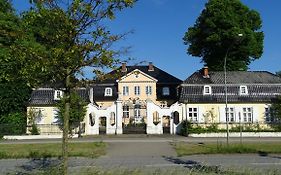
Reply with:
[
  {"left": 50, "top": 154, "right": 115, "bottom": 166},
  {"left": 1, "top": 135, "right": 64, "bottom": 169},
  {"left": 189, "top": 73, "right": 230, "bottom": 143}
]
[{"left": 62, "top": 73, "right": 71, "bottom": 175}]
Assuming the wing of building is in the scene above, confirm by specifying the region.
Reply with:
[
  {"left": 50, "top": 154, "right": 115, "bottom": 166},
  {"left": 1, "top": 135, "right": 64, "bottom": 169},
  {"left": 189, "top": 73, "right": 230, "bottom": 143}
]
[
  {"left": 26, "top": 65, "right": 281, "bottom": 135},
  {"left": 179, "top": 67, "right": 281, "bottom": 128}
]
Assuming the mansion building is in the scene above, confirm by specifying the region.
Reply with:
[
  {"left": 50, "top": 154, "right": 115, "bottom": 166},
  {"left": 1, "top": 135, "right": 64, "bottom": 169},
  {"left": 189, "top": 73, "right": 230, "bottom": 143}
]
[{"left": 27, "top": 63, "right": 281, "bottom": 135}]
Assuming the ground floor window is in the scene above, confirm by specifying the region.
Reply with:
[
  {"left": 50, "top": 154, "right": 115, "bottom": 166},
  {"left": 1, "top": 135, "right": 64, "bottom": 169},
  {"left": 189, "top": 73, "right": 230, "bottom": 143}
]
[
  {"left": 265, "top": 107, "right": 275, "bottom": 123},
  {"left": 123, "top": 105, "right": 129, "bottom": 118},
  {"left": 226, "top": 107, "right": 235, "bottom": 122},
  {"left": 188, "top": 107, "right": 198, "bottom": 122},
  {"left": 243, "top": 107, "right": 253, "bottom": 123}
]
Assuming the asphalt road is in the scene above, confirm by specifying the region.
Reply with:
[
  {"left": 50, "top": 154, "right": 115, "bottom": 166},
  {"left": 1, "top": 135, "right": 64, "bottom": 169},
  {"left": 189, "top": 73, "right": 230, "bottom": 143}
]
[
  {"left": 1, "top": 135, "right": 281, "bottom": 174},
  {"left": 1, "top": 134, "right": 281, "bottom": 144}
]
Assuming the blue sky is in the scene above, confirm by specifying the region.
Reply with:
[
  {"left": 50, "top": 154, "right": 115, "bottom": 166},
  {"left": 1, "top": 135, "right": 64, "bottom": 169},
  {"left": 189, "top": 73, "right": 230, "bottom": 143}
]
[{"left": 12, "top": 0, "right": 281, "bottom": 80}]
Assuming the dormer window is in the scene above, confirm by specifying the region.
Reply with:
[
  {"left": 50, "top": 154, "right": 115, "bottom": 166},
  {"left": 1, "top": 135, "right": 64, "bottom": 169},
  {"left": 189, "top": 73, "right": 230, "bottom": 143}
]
[
  {"left": 203, "top": 85, "right": 212, "bottom": 95},
  {"left": 104, "top": 87, "right": 112, "bottom": 96},
  {"left": 240, "top": 85, "right": 248, "bottom": 95},
  {"left": 54, "top": 90, "right": 63, "bottom": 100},
  {"left": 162, "top": 87, "right": 170, "bottom": 96}
]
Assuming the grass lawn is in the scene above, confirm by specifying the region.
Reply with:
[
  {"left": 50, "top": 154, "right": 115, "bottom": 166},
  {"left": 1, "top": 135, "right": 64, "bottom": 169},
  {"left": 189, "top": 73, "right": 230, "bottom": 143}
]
[
  {"left": 0, "top": 142, "right": 106, "bottom": 159},
  {"left": 174, "top": 142, "right": 281, "bottom": 157}
]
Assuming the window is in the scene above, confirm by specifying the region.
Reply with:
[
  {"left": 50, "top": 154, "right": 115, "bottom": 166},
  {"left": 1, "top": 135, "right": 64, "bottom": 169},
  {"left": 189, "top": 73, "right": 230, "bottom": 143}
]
[
  {"left": 226, "top": 107, "right": 235, "bottom": 122},
  {"left": 188, "top": 108, "right": 198, "bottom": 122},
  {"left": 153, "top": 111, "right": 160, "bottom": 125},
  {"left": 173, "top": 111, "right": 179, "bottom": 125},
  {"left": 134, "top": 86, "right": 140, "bottom": 96},
  {"left": 123, "top": 86, "right": 129, "bottom": 96},
  {"left": 104, "top": 87, "right": 112, "bottom": 96},
  {"left": 54, "top": 90, "right": 63, "bottom": 100},
  {"left": 240, "top": 86, "right": 248, "bottom": 95},
  {"left": 123, "top": 105, "right": 129, "bottom": 118},
  {"left": 162, "top": 87, "right": 170, "bottom": 96},
  {"left": 89, "top": 113, "right": 95, "bottom": 126},
  {"left": 146, "top": 86, "right": 152, "bottom": 95},
  {"left": 34, "top": 108, "right": 44, "bottom": 124},
  {"left": 134, "top": 104, "right": 141, "bottom": 118},
  {"left": 110, "top": 112, "right": 115, "bottom": 126},
  {"left": 203, "top": 85, "right": 211, "bottom": 95},
  {"left": 265, "top": 107, "right": 273, "bottom": 123},
  {"left": 242, "top": 107, "right": 253, "bottom": 123},
  {"left": 52, "top": 109, "right": 60, "bottom": 124}
]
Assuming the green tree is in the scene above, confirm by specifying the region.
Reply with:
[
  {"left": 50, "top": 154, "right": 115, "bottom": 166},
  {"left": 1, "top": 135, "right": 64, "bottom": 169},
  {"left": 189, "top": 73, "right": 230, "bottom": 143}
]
[
  {"left": 16, "top": 1, "right": 135, "bottom": 174},
  {"left": 183, "top": 0, "right": 264, "bottom": 71},
  {"left": 0, "top": 0, "right": 32, "bottom": 135},
  {"left": 270, "top": 96, "right": 281, "bottom": 131},
  {"left": 56, "top": 92, "right": 87, "bottom": 137}
]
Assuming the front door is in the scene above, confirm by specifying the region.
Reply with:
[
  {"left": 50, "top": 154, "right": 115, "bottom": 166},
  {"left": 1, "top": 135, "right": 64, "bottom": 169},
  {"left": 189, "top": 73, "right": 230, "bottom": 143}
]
[{"left": 162, "top": 116, "right": 170, "bottom": 134}]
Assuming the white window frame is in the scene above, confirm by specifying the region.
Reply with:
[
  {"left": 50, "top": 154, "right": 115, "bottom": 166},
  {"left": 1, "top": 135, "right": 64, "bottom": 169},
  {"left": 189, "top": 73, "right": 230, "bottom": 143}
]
[
  {"left": 123, "top": 105, "right": 130, "bottom": 118},
  {"left": 226, "top": 107, "right": 235, "bottom": 122},
  {"left": 188, "top": 107, "right": 198, "bottom": 122},
  {"left": 146, "top": 86, "right": 152, "bottom": 95},
  {"left": 123, "top": 86, "right": 129, "bottom": 96},
  {"left": 162, "top": 87, "right": 170, "bottom": 96},
  {"left": 203, "top": 85, "right": 212, "bottom": 95},
  {"left": 54, "top": 90, "right": 63, "bottom": 100},
  {"left": 134, "top": 86, "right": 140, "bottom": 96},
  {"left": 242, "top": 107, "right": 253, "bottom": 123},
  {"left": 239, "top": 85, "right": 248, "bottom": 95},
  {"left": 104, "top": 87, "right": 113, "bottom": 96},
  {"left": 134, "top": 105, "right": 141, "bottom": 118}
]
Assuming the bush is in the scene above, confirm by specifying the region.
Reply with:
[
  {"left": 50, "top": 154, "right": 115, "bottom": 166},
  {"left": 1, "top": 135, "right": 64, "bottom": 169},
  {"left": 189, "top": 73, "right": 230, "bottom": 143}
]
[
  {"left": 0, "top": 112, "right": 26, "bottom": 135},
  {"left": 30, "top": 123, "right": 40, "bottom": 135}
]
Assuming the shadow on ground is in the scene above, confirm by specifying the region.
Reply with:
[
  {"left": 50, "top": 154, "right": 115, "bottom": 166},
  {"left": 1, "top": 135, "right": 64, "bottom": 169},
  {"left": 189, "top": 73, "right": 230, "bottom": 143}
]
[
  {"left": 163, "top": 156, "right": 222, "bottom": 173},
  {"left": 16, "top": 158, "right": 61, "bottom": 174}
]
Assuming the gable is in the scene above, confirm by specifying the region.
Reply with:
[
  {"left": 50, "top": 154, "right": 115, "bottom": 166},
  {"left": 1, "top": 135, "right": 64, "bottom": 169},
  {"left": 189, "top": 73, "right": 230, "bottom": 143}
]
[{"left": 117, "top": 69, "right": 158, "bottom": 83}]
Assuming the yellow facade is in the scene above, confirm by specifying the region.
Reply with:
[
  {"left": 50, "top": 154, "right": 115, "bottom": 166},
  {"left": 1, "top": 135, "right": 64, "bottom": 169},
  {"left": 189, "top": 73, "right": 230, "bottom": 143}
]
[
  {"left": 184, "top": 103, "right": 271, "bottom": 129},
  {"left": 118, "top": 69, "right": 157, "bottom": 103}
]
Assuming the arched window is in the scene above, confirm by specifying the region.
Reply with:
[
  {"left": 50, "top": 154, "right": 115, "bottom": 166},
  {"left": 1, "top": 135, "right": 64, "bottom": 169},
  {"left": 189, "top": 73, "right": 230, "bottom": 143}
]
[
  {"left": 173, "top": 111, "right": 179, "bottom": 125},
  {"left": 110, "top": 112, "right": 115, "bottom": 126},
  {"left": 153, "top": 111, "right": 160, "bottom": 125},
  {"left": 89, "top": 113, "right": 95, "bottom": 126}
]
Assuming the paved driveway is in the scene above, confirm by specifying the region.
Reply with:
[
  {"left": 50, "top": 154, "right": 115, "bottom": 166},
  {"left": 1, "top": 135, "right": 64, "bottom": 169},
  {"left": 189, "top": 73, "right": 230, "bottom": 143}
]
[{"left": 1, "top": 137, "right": 281, "bottom": 174}]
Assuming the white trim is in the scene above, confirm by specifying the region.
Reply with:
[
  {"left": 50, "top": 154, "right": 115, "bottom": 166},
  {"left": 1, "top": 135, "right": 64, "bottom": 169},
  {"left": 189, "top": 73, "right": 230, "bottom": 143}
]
[
  {"left": 104, "top": 87, "right": 113, "bottom": 96},
  {"left": 54, "top": 90, "right": 63, "bottom": 100},
  {"left": 203, "top": 85, "right": 212, "bottom": 95},
  {"left": 239, "top": 85, "right": 248, "bottom": 95}
]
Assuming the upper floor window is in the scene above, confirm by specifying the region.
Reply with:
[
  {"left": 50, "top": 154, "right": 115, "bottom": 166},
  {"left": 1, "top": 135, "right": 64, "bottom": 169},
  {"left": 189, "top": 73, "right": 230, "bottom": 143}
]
[
  {"left": 104, "top": 87, "right": 112, "bottom": 96},
  {"left": 146, "top": 86, "right": 152, "bottom": 95},
  {"left": 123, "top": 86, "right": 129, "bottom": 96},
  {"left": 134, "top": 86, "right": 140, "bottom": 96},
  {"left": 54, "top": 90, "right": 63, "bottom": 100},
  {"left": 240, "top": 85, "right": 248, "bottom": 95},
  {"left": 203, "top": 85, "right": 212, "bottom": 95},
  {"left": 162, "top": 87, "right": 170, "bottom": 96}
]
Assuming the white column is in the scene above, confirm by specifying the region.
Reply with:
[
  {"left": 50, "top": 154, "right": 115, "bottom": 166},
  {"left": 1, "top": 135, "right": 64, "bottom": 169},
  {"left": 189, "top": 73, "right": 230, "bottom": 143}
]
[{"left": 116, "top": 100, "right": 123, "bottom": 134}]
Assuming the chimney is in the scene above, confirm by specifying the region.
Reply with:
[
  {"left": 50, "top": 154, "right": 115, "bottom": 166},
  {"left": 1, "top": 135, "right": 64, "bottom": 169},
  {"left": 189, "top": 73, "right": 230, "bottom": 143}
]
[
  {"left": 148, "top": 62, "right": 154, "bottom": 71},
  {"left": 203, "top": 66, "right": 209, "bottom": 78},
  {"left": 121, "top": 62, "right": 127, "bottom": 72}
]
